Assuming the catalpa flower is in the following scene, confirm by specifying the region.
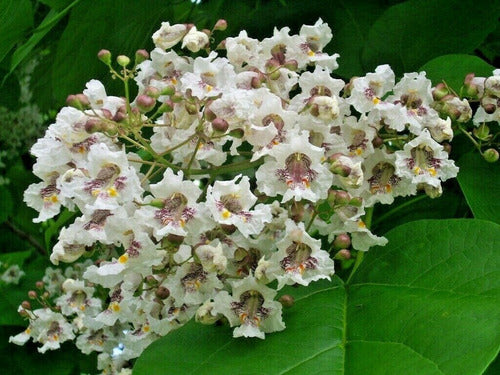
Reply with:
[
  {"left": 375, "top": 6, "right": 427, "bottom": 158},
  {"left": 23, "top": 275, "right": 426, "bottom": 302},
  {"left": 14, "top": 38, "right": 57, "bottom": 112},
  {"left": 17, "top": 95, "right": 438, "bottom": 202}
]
[
  {"left": 395, "top": 129, "right": 458, "bottom": 188},
  {"left": 256, "top": 130, "right": 332, "bottom": 202}
]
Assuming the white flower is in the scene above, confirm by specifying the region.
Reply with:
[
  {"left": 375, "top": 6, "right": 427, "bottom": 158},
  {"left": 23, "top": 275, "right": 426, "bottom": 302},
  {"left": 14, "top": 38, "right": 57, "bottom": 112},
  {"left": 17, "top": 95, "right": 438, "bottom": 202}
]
[
  {"left": 181, "top": 26, "right": 209, "bottom": 53},
  {"left": 213, "top": 275, "right": 285, "bottom": 339},
  {"left": 395, "top": 129, "right": 458, "bottom": 188},
  {"left": 152, "top": 22, "right": 188, "bottom": 50},
  {"left": 256, "top": 130, "right": 332, "bottom": 202},
  {"left": 1, "top": 264, "right": 25, "bottom": 284}
]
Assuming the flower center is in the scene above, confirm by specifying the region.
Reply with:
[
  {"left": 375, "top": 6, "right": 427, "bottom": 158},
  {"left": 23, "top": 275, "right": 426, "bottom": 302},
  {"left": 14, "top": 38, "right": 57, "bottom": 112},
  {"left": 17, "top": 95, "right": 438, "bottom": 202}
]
[
  {"left": 155, "top": 193, "right": 194, "bottom": 227},
  {"left": 181, "top": 263, "right": 207, "bottom": 293},
  {"left": 368, "top": 162, "right": 401, "bottom": 194},
  {"left": 83, "top": 209, "right": 112, "bottom": 230},
  {"left": 407, "top": 145, "right": 441, "bottom": 176},
  {"left": 276, "top": 153, "right": 318, "bottom": 190},
  {"left": 280, "top": 241, "right": 318, "bottom": 274},
  {"left": 231, "top": 290, "right": 270, "bottom": 327}
]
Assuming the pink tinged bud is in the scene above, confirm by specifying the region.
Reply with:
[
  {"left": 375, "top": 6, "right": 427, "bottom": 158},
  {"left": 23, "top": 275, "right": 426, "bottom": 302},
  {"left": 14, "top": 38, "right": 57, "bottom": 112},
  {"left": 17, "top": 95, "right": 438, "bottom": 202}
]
[
  {"left": 155, "top": 286, "right": 170, "bottom": 299},
  {"left": 482, "top": 101, "right": 497, "bottom": 114},
  {"left": 116, "top": 55, "right": 131, "bottom": 67},
  {"left": 283, "top": 59, "right": 298, "bottom": 71},
  {"left": 136, "top": 94, "right": 156, "bottom": 112},
  {"left": 35, "top": 281, "right": 44, "bottom": 290},
  {"left": 66, "top": 94, "right": 81, "bottom": 109},
  {"left": 279, "top": 294, "right": 295, "bottom": 308},
  {"left": 216, "top": 39, "right": 226, "bottom": 50},
  {"left": 21, "top": 301, "right": 31, "bottom": 310},
  {"left": 212, "top": 118, "right": 229, "bottom": 133},
  {"left": 97, "top": 49, "right": 112, "bottom": 65},
  {"left": 334, "top": 249, "right": 351, "bottom": 260},
  {"left": 333, "top": 233, "right": 351, "bottom": 250},
  {"left": 166, "top": 233, "right": 185, "bottom": 244},
  {"left": 19, "top": 309, "right": 29, "bottom": 318},
  {"left": 135, "top": 49, "right": 149, "bottom": 64},
  {"left": 220, "top": 224, "right": 237, "bottom": 235},
  {"left": 432, "top": 83, "right": 449, "bottom": 101},
  {"left": 214, "top": 19, "right": 227, "bottom": 31},
  {"left": 330, "top": 162, "right": 351, "bottom": 177},
  {"left": 85, "top": 118, "right": 102, "bottom": 133},
  {"left": 144, "top": 86, "right": 160, "bottom": 98},
  {"left": 464, "top": 73, "right": 475, "bottom": 85},
  {"left": 442, "top": 143, "right": 452, "bottom": 154},
  {"left": 28, "top": 290, "right": 37, "bottom": 299},
  {"left": 204, "top": 106, "right": 216, "bottom": 122},
  {"left": 372, "top": 135, "right": 384, "bottom": 148},
  {"left": 483, "top": 148, "right": 499, "bottom": 163},
  {"left": 185, "top": 102, "right": 198, "bottom": 115},
  {"left": 158, "top": 100, "right": 174, "bottom": 113}
]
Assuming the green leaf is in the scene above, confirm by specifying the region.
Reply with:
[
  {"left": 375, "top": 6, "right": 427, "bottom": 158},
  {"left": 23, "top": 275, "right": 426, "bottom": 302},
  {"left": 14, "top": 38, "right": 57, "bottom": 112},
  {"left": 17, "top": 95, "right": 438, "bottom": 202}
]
[
  {"left": 39, "top": 0, "right": 76, "bottom": 10},
  {"left": 0, "top": 250, "right": 32, "bottom": 266},
  {"left": 0, "top": 0, "right": 33, "bottom": 64},
  {"left": 419, "top": 54, "right": 496, "bottom": 93},
  {"left": 9, "top": 0, "right": 81, "bottom": 75},
  {"left": 361, "top": 0, "right": 500, "bottom": 75},
  {"left": 134, "top": 219, "right": 500, "bottom": 375},
  {"left": 0, "top": 185, "right": 13, "bottom": 224},
  {"left": 457, "top": 152, "right": 500, "bottom": 225}
]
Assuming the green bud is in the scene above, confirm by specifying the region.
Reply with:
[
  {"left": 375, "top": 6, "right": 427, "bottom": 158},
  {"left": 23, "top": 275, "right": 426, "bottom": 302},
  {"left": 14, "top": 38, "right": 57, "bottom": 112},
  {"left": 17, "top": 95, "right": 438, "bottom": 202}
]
[
  {"left": 97, "top": 49, "right": 112, "bottom": 65},
  {"left": 229, "top": 128, "right": 244, "bottom": 138},
  {"left": 334, "top": 249, "right": 351, "bottom": 260},
  {"left": 161, "top": 85, "right": 176, "bottom": 96},
  {"left": 333, "top": 233, "right": 351, "bottom": 251},
  {"left": 149, "top": 198, "right": 165, "bottom": 208},
  {"left": 117, "top": 55, "right": 131, "bottom": 67},
  {"left": 349, "top": 197, "right": 363, "bottom": 207},
  {"left": 483, "top": 148, "right": 499, "bottom": 163},
  {"left": 136, "top": 94, "right": 156, "bottom": 112},
  {"left": 473, "top": 124, "right": 490, "bottom": 141},
  {"left": 213, "top": 19, "right": 227, "bottom": 31},
  {"left": 135, "top": 49, "right": 149, "bottom": 65}
]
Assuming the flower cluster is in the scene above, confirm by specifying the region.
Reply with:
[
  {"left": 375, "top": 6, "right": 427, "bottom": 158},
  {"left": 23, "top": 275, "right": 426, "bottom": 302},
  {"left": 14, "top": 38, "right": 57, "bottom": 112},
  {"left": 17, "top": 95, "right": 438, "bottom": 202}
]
[{"left": 10, "top": 19, "right": 499, "bottom": 374}]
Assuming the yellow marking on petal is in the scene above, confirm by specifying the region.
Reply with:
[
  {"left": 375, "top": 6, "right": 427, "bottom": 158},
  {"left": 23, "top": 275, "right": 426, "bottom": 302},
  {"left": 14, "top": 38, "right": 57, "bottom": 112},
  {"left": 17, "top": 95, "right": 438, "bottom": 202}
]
[
  {"left": 171, "top": 78, "right": 177, "bottom": 85},
  {"left": 52, "top": 334, "right": 59, "bottom": 341},
  {"left": 307, "top": 50, "right": 315, "bottom": 57},
  {"left": 428, "top": 167, "right": 437, "bottom": 176},
  {"left": 179, "top": 219, "right": 186, "bottom": 227},
  {"left": 222, "top": 209, "right": 231, "bottom": 219},
  {"left": 143, "top": 325, "right": 150, "bottom": 333},
  {"left": 25, "top": 328, "right": 31, "bottom": 334},
  {"left": 372, "top": 97, "right": 380, "bottom": 104},
  {"left": 355, "top": 148, "right": 363, "bottom": 156},
  {"left": 358, "top": 220, "right": 366, "bottom": 228},
  {"left": 92, "top": 189, "right": 101, "bottom": 197},
  {"left": 206, "top": 85, "right": 213, "bottom": 92},
  {"left": 413, "top": 166, "right": 421, "bottom": 175},
  {"left": 107, "top": 187, "right": 118, "bottom": 197},
  {"left": 80, "top": 305, "right": 86, "bottom": 311},
  {"left": 118, "top": 254, "right": 129, "bottom": 264},
  {"left": 385, "top": 184, "right": 392, "bottom": 193},
  {"left": 110, "top": 302, "right": 121, "bottom": 312}
]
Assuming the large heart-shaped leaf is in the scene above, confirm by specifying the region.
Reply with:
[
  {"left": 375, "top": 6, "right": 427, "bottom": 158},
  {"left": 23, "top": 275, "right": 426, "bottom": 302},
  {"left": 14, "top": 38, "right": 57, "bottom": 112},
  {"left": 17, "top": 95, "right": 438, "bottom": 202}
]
[
  {"left": 361, "top": 0, "right": 500, "bottom": 75},
  {"left": 457, "top": 152, "right": 500, "bottom": 225},
  {"left": 133, "top": 219, "right": 500, "bottom": 375},
  {"left": 419, "top": 54, "right": 496, "bottom": 93}
]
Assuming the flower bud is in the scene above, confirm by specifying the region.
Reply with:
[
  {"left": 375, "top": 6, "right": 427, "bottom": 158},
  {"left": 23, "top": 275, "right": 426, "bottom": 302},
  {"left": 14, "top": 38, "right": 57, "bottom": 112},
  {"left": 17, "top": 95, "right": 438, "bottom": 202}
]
[
  {"left": 372, "top": 135, "right": 384, "bottom": 148},
  {"left": 432, "top": 83, "right": 449, "bottom": 101},
  {"left": 442, "top": 142, "right": 452, "bottom": 154},
  {"left": 212, "top": 118, "right": 229, "bottom": 133},
  {"left": 485, "top": 76, "right": 500, "bottom": 97},
  {"left": 216, "top": 39, "right": 226, "bottom": 50},
  {"left": 421, "top": 183, "right": 442, "bottom": 199},
  {"left": 463, "top": 73, "right": 479, "bottom": 98},
  {"left": 213, "top": 19, "right": 227, "bottom": 31},
  {"left": 35, "top": 281, "right": 44, "bottom": 290},
  {"left": 229, "top": 128, "right": 244, "bottom": 138},
  {"left": 473, "top": 124, "right": 490, "bottom": 141},
  {"left": 144, "top": 86, "right": 160, "bottom": 98},
  {"left": 349, "top": 196, "right": 363, "bottom": 207},
  {"left": 335, "top": 190, "right": 351, "bottom": 206},
  {"left": 97, "top": 49, "right": 112, "bottom": 65},
  {"left": 116, "top": 55, "right": 131, "bottom": 67},
  {"left": 270, "top": 44, "right": 286, "bottom": 64},
  {"left": 135, "top": 49, "right": 149, "bottom": 64},
  {"left": 65, "top": 94, "right": 81, "bottom": 109},
  {"left": 152, "top": 22, "right": 188, "bottom": 50},
  {"left": 283, "top": 59, "right": 298, "bottom": 71},
  {"left": 334, "top": 249, "right": 351, "bottom": 260},
  {"left": 28, "top": 290, "right": 37, "bottom": 299},
  {"left": 145, "top": 275, "right": 158, "bottom": 286},
  {"left": 279, "top": 294, "right": 295, "bottom": 308},
  {"left": 85, "top": 118, "right": 103, "bottom": 133},
  {"left": 185, "top": 102, "right": 198, "bottom": 115},
  {"left": 166, "top": 233, "right": 185, "bottom": 244},
  {"left": 19, "top": 309, "right": 29, "bottom": 318},
  {"left": 158, "top": 100, "right": 174, "bottom": 113},
  {"left": 309, "top": 95, "right": 339, "bottom": 121},
  {"left": 155, "top": 286, "right": 170, "bottom": 299},
  {"left": 333, "top": 233, "right": 351, "bottom": 250},
  {"left": 21, "top": 301, "right": 31, "bottom": 310},
  {"left": 196, "top": 301, "right": 219, "bottom": 325},
  {"left": 483, "top": 148, "right": 499, "bottom": 163},
  {"left": 220, "top": 224, "right": 237, "bottom": 235},
  {"left": 481, "top": 96, "right": 497, "bottom": 114},
  {"left": 136, "top": 94, "right": 156, "bottom": 112}
]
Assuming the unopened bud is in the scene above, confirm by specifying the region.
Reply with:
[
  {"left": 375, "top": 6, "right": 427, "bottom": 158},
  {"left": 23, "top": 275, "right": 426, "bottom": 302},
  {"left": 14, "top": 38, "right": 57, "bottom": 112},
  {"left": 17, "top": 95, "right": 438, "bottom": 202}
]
[
  {"left": 100, "top": 108, "right": 113, "bottom": 120},
  {"left": 229, "top": 128, "right": 244, "bottom": 138},
  {"left": 28, "top": 290, "right": 37, "bottom": 299},
  {"left": 136, "top": 95, "right": 156, "bottom": 112},
  {"left": 442, "top": 143, "right": 452, "bottom": 154},
  {"left": 334, "top": 249, "right": 351, "bottom": 260},
  {"left": 213, "top": 19, "right": 227, "bottom": 31},
  {"left": 155, "top": 286, "right": 170, "bottom": 299},
  {"left": 19, "top": 309, "right": 29, "bottom": 318},
  {"left": 166, "top": 233, "right": 185, "bottom": 244},
  {"left": 158, "top": 100, "right": 174, "bottom": 113},
  {"left": 335, "top": 190, "right": 351, "bottom": 205},
  {"left": 220, "top": 224, "right": 237, "bottom": 235},
  {"left": 473, "top": 124, "right": 490, "bottom": 141},
  {"left": 333, "top": 233, "right": 351, "bottom": 250},
  {"left": 185, "top": 102, "right": 198, "bottom": 115},
  {"left": 482, "top": 102, "right": 497, "bottom": 114},
  {"left": 216, "top": 39, "right": 226, "bottom": 50},
  {"left": 85, "top": 118, "right": 103, "bottom": 133},
  {"left": 372, "top": 136, "right": 384, "bottom": 148},
  {"left": 161, "top": 85, "right": 176, "bottom": 96},
  {"left": 283, "top": 59, "right": 298, "bottom": 71},
  {"left": 330, "top": 163, "right": 351, "bottom": 177},
  {"left": 483, "top": 148, "right": 499, "bottom": 163},
  {"left": 35, "top": 281, "right": 44, "bottom": 290},
  {"left": 279, "top": 294, "right": 295, "bottom": 308},
  {"left": 212, "top": 118, "right": 229, "bottom": 133},
  {"left": 135, "top": 49, "right": 149, "bottom": 64},
  {"left": 66, "top": 94, "right": 81, "bottom": 109},
  {"left": 97, "top": 49, "right": 112, "bottom": 65},
  {"left": 116, "top": 55, "right": 130, "bottom": 67},
  {"left": 432, "top": 83, "right": 449, "bottom": 101},
  {"left": 42, "top": 292, "right": 50, "bottom": 299},
  {"left": 21, "top": 301, "right": 31, "bottom": 310},
  {"left": 349, "top": 197, "right": 363, "bottom": 207},
  {"left": 145, "top": 275, "right": 158, "bottom": 286},
  {"left": 270, "top": 44, "right": 286, "bottom": 64},
  {"left": 144, "top": 86, "right": 160, "bottom": 98}
]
